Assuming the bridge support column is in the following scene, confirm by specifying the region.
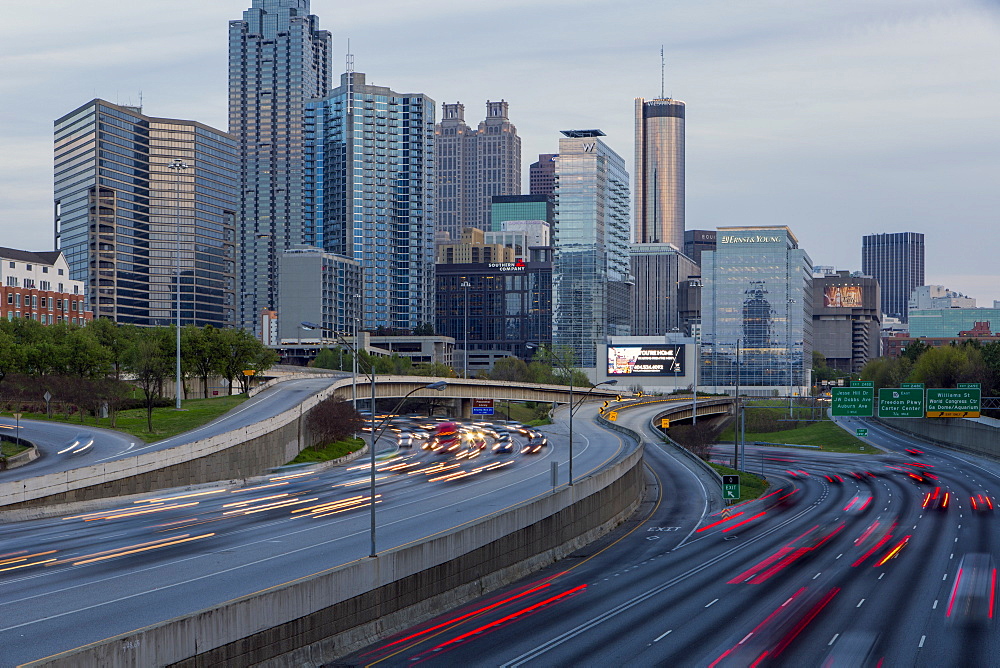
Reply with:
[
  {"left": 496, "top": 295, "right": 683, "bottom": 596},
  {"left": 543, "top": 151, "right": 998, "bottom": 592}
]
[{"left": 460, "top": 398, "right": 472, "bottom": 419}]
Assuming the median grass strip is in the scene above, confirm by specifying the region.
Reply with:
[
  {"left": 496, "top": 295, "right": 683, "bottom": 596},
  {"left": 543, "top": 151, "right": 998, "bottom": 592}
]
[
  {"left": 709, "top": 463, "right": 768, "bottom": 501},
  {"left": 1, "top": 440, "right": 29, "bottom": 457},
  {"left": 289, "top": 437, "right": 365, "bottom": 464},
  {"left": 718, "top": 419, "right": 871, "bottom": 454},
  {"left": 1, "top": 394, "right": 249, "bottom": 443}
]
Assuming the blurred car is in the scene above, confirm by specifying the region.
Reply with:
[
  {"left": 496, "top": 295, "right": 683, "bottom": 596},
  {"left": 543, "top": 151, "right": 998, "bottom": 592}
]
[
  {"left": 922, "top": 487, "right": 951, "bottom": 511},
  {"left": 844, "top": 492, "right": 873, "bottom": 514},
  {"left": 970, "top": 494, "right": 995, "bottom": 513},
  {"left": 947, "top": 553, "right": 996, "bottom": 627},
  {"left": 904, "top": 447, "right": 924, "bottom": 456},
  {"left": 396, "top": 433, "right": 414, "bottom": 448},
  {"left": 58, "top": 433, "right": 95, "bottom": 455},
  {"left": 823, "top": 474, "right": 843, "bottom": 484},
  {"left": 464, "top": 430, "right": 487, "bottom": 450},
  {"left": 492, "top": 438, "right": 515, "bottom": 454}
]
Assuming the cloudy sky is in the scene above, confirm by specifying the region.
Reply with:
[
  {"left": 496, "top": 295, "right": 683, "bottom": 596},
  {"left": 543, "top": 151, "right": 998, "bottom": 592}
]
[{"left": 2, "top": 0, "right": 998, "bottom": 302}]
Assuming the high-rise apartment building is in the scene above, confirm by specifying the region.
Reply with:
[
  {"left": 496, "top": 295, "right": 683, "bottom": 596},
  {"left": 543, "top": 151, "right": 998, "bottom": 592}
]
[
  {"left": 529, "top": 154, "right": 557, "bottom": 197},
  {"left": 630, "top": 244, "right": 699, "bottom": 336},
  {"left": 54, "top": 99, "right": 237, "bottom": 327},
  {"left": 634, "top": 98, "right": 685, "bottom": 247},
  {"left": 229, "top": 0, "right": 331, "bottom": 335},
  {"left": 304, "top": 71, "right": 436, "bottom": 331},
  {"left": 861, "top": 232, "right": 924, "bottom": 323},
  {"left": 700, "top": 226, "right": 813, "bottom": 394},
  {"left": 434, "top": 101, "right": 520, "bottom": 241},
  {"left": 552, "top": 130, "right": 632, "bottom": 369}
]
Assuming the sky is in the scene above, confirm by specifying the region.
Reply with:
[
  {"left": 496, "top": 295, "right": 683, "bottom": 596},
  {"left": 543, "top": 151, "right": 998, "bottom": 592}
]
[{"left": 1, "top": 0, "right": 998, "bottom": 303}]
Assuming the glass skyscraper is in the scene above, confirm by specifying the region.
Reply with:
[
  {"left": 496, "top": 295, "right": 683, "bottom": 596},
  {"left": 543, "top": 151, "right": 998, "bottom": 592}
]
[
  {"left": 490, "top": 194, "right": 552, "bottom": 232},
  {"left": 634, "top": 98, "right": 685, "bottom": 247},
  {"left": 229, "top": 0, "right": 331, "bottom": 335},
  {"left": 54, "top": 99, "right": 237, "bottom": 327},
  {"left": 304, "top": 71, "right": 436, "bottom": 331},
  {"left": 552, "top": 130, "right": 632, "bottom": 368},
  {"left": 700, "top": 226, "right": 813, "bottom": 394},
  {"left": 861, "top": 232, "right": 925, "bottom": 323}
]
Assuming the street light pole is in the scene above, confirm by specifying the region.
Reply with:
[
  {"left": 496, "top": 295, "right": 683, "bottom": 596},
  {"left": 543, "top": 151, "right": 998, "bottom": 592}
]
[
  {"left": 527, "top": 343, "right": 580, "bottom": 485},
  {"left": 461, "top": 280, "right": 471, "bottom": 379},
  {"left": 168, "top": 158, "right": 189, "bottom": 410},
  {"left": 788, "top": 298, "right": 796, "bottom": 418}
]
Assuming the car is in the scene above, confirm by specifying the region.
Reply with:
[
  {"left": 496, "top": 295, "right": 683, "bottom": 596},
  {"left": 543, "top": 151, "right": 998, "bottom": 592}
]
[
  {"left": 922, "top": 487, "right": 950, "bottom": 511},
  {"left": 904, "top": 448, "right": 924, "bottom": 456},
  {"left": 970, "top": 494, "right": 995, "bottom": 513},
  {"left": 946, "top": 553, "right": 997, "bottom": 627},
  {"left": 396, "top": 433, "right": 414, "bottom": 448},
  {"left": 844, "top": 493, "right": 873, "bottom": 514},
  {"left": 492, "top": 439, "right": 514, "bottom": 454},
  {"left": 823, "top": 474, "right": 843, "bottom": 484}
]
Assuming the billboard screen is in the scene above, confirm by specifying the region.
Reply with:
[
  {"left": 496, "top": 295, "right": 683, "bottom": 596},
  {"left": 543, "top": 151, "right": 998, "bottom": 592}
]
[
  {"left": 608, "top": 345, "right": 684, "bottom": 376},
  {"left": 824, "top": 285, "right": 863, "bottom": 308}
]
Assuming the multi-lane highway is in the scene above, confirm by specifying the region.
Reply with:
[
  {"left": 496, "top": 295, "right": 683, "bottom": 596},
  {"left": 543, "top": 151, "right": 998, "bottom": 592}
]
[
  {"left": 0, "top": 408, "right": 635, "bottom": 666},
  {"left": 342, "top": 409, "right": 1000, "bottom": 667},
  {"left": 0, "top": 375, "right": 342, "bottom": 482}
]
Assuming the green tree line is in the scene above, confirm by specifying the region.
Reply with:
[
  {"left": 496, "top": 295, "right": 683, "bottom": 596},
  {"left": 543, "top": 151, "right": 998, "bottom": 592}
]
[
  {"left": 0, "top": 319, "right": 277, "bottom": 430},
  {"left": 860, "top": 339, "right": 1000, "bottom": 394}
]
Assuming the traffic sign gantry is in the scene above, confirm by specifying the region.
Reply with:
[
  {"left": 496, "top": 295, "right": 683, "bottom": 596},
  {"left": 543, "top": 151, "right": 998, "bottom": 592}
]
[
  {"left": 832, "top": 386, "right": 874, "bottom": 417},
  {"left": 926, "top": 388, "right": 981, "bottom": 418},
  {"left": 722, "top": 475, "right": 740, "bottom": 500},
  {"left": 877, "top": 387, "right": 924, "bottom": 418}
]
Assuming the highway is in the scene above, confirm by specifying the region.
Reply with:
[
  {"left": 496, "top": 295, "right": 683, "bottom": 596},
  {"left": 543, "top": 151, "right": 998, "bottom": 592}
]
[
  {"left": 0, "top": 407, "right": 636, "bottom": 666},
  {"left": 342, "top": 408, "right": 1000, "bottom": 667},
  {"left": 0, "top": 375, "right": 342, "bottom": 483}
]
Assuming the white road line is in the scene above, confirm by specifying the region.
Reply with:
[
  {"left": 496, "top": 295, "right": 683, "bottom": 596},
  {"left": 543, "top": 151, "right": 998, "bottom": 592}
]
[
  {"left": 943, "top": 574, "right": 948, "bottom": 581},
  {"left": 932, "top": 600, "right": 938, "bottom": 609},
  {"left": 857, "top": 599, "right": 865, "bottom": 607},
  {"left": 828, "top": 633, "right": 839, "bottom": 646},
  {"left": 813, "top": 572, "right": 822, "bottom": 580},
  {"left": 878, "top": 572, "right": 885, "bottom": 580},
  {"left": 919, "top": 635, "right": 926, "bottom": 648},
  {"left": 705, "top": 598, "right": 719, "bottom": 608},
  {"left": 654, "top": 629, "right": 673, "bottom": 642}
]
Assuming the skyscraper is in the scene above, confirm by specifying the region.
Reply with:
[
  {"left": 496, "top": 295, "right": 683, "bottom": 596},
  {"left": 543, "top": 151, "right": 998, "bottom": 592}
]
[
  {"left": 304, "top": 71, "right": 436, "bottom": 331},
  {"left": 434, "top": 101, "right": 520, "bottom": 241},
  {"left": 634, "top": 97, "right": 685, "bottom": 247},
  {"left": 552, "top": 130, "right": 632, "bottom": 368},
  {"left": 529, "top": 154, "right": 557, "bottom": 197},
  {"left": 861, "top": 232, "right": 925, "bottom": 323},
  {"left": 229, "top": 0, "right": 331, "bottom": 335},
  {"left": 54, "top": 99, "right": 237, "bottom": 327},
  {"left": 700, "top": 226, "right": 813, "bottom": 394}
]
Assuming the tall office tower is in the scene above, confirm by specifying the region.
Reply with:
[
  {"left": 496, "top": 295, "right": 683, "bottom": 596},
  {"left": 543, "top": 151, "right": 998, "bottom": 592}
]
[
  {"left": 529, "top": 154, "right": 557, "bottom": 197},
  {"left": 634, "top": 98, "right": 685, "bottom": 247},
  {"left": 630, "top": 244, "right": 699, "bottom": 335},
  {"left": 304, "top": 71, "right": 436, "bottom": 331},
  {"left": 700, "top": 226, "right": 813, "bottom": 394},
  {"left": 683, "top": 229, "right": 716, "bottom": 266},
  {"left": 552, "top": 130, "right": 632, "bottom": 369},
  {"left": 433, "top": 101, "right": 521, "bottom": 241},
  {"left": 229, "top": 0, "right": 331, "bottom": 336},
  {"left": 812, "top": 270, "right": 881, "bottom": 373},
  {"left": 490, "top": 194, "right": 553, "bottom": 231},
  {"left": 54, "top": 99, "right": 237, "bottom": 327},
  {"left": 861, "top": 232, "right": 925, "bottom": 323}
]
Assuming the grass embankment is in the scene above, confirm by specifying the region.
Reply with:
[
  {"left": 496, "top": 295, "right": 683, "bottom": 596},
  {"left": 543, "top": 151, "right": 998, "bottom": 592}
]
[
  {"left": 718, "top": 403, "right": 871, "bottom": 454},
  {"left": 709, "top": 462, "right": 768, "bottom": 501},
  {"left": 1, "top": 394, "right": 248, "bottom": 443},
  {"left": 1, "top": 440, "right": 29, "bottom": 457},
  {"left": 289, "top": 437, "right": 365, "bottom": 465},
  {"left": 495, "top": 401, "right": 552, "bottom": 426}
]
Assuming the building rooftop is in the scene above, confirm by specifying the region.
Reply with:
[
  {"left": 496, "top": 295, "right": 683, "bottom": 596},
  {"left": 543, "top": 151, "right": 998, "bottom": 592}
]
[{"left": 560, "top": 129, "right": 605, "bottom": 138}]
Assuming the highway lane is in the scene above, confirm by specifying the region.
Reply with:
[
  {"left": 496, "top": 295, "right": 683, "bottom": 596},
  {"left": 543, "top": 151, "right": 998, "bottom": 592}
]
[
  {"left": 0, "top": 409, "right": 636, "bottom": 666},
  {"left": 342, "top": 408, "right": 1000, "bottom": 667},
  {"left": 0, "top": 375, "right": 342, "bottom": 484}
]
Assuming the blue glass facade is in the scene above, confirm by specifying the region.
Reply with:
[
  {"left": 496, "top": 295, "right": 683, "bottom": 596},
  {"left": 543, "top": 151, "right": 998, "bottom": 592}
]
[
  {"left": 552, "top": 131, "right": 632, "bottom": 368},
  {"left": 700, "top": 226, "right": 812, "bottom": 393},
  {"left": 304, "top": 72, "right": 436, "bottom": 331},
  {"left": 54, "top": 100, "right": 237, "bottom": 327},
  {"left": 229, "top": 0, "right": 331, "bottom": 334}
]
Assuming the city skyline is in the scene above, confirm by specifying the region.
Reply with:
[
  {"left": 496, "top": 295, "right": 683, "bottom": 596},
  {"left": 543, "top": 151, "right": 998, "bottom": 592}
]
[{"left": 2, "top": 0, "right": 999, "bottom": 302}]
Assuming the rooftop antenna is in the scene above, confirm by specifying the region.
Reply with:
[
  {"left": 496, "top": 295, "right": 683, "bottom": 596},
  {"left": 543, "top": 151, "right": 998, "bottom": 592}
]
[
  {"left": 660, "top": 45, "right": 665, "bottom": 99},
  {"left": 346, "top": 38, "right": 354, "bottom": 73}
]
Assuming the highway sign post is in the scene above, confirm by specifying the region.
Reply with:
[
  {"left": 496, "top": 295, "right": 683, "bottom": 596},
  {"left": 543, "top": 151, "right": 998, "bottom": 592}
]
[
  {"left": 471, "top": 398, "right": 495, "bottom": 416},
  {"left": 661, "top": 418, "right": 670, "bottom": 429},
  {"left": 877, "top": 387, "right": 925, "bottom": 418},
  {"left": 926, "top": 388, "right": 981, "bottom": 418},
  {"left": 856, "top": 428, "right": 868, "bottom": 437},
  {"left": 722, "top": 475, "right": 740, "bottom": 500},
  {"left": 832, "top": 386, "right": 874, "bottom": 417}
]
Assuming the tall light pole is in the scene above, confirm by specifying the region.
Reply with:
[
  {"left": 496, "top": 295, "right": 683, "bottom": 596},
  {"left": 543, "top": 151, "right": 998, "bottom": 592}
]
[
  {"left": 573, "top": 379, "right": 618, "bottom": 416},
  {"left": 787, "top": 298, "right": 796, "bottom": 418},
  {"left": 461, "top": 279, "right": 471, "bottom": 378},
  {"left": 687, "top": 276, "right": 702, "bottom": 425},
  {"left": 528, "top": 343, "right": 579, "bottom": 485},
  {"left": 168, "top": 158, "right": 189, "bottom": 410}
]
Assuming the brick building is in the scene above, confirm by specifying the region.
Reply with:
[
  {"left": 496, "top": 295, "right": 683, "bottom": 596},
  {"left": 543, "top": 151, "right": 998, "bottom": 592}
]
[{"left": 1, "top": 248, "right": 92, "bottom": 325}]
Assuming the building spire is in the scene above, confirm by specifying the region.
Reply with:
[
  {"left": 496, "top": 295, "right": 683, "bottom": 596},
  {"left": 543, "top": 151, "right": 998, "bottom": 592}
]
[
  {"left": 346, "top": 38, "right": 354, "bottom": 73},
  {"left": 661, "top": 45, "right": 665, "bottom": 99}
]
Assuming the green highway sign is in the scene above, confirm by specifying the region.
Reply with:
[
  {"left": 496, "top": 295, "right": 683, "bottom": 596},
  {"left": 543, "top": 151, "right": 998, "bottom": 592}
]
[
  {"left": 878, "top": 387, "right": 925, "bottom": 418},
  {"left": 832, "top": 386, "right": 874, "bottom": 417},
  {"left": 856, "top": 428, "right": 868, "bottom": 437},
  {"left": 958, "top": 383, "right": 981, "bottom": 389},
  {"left": 926, "top": 388, "right": 981, "bottom": 418},
  {"left": 901, "top": 382, "right": 924, "bottom": 389},
  {"left": 852, "top": 381, "right": 875, "bottom": 387},
  {"left": 722, "top": 475, "right": 740, "bottom": 500}
]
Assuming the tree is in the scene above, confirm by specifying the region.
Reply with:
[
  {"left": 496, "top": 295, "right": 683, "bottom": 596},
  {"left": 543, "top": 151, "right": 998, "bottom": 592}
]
[
  {"left": 86, "top": 318, "right": 135, "bottom": 380},
  {"left": 911, "top": 345, "right": 972, "bottom": 388},
  {"left": 183, "top": 325, "right": 224, "bottom": 398},
  {"left": 64, "top": 328, "right": 111, "bottom": 378},
  {"left": 413, "top": 323, "right": 434, "bottom": 336},
  {"left": 811, "top": 350, "right": 838, "bottom": 384},
  {"left": 216, "top": 328, "right": 261, "bottom": 395},
  {"left": 126, "top": 331, "right": 173, "bottom": 432},
  {"left": 414, "top": 361, "right": 456, "bottom": 378},
  {"left": 861, "top": 356, "right": 912, "bottom": 390},
  {"left": 313, "top": 346, "right": 353, "bottom": 371},
  {"left": 489, "top": 357, "right": 531, "bottom": 382},
  {"left": 0, "top": 331, "right": 22, "bottom": 386},
  {"left": 900, "top": 339, "right": 929, "bottom": 363},
  {"left": 306, "top": 398, "right": 363, "bottom": 448}
]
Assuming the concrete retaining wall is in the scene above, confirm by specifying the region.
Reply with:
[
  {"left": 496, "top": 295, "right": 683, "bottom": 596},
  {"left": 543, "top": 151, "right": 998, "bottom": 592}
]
[
  {"left": 1, "top": 439, "right": 39, "bottom": 470},
  {"left": 30, "top": 442, "right": 644, "bottom": 667},
  {"left": 872, "top": 416, "right": 1000, "bottom": 461}
]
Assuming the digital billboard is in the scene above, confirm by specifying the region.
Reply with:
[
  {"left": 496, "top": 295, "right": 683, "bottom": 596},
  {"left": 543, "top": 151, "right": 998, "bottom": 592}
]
[
  {"left": 824, "top": 285, "right": 863, "bottom": 308},
  {"left": 607, "top": 345, "right": 684, "bottom": 376}
]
